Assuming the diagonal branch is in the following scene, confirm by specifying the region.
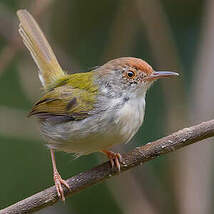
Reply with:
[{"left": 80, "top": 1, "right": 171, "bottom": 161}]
[{"left": 1, "top": 119, "right": 214, "bottom": 214}]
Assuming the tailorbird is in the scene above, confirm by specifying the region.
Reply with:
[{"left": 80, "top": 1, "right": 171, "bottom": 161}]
[{"left": 17, "top": 9, "right": 179, "bottom": 201}]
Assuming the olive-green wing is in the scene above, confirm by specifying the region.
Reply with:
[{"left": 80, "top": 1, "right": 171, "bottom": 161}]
[{"left": 29, "top": 86, "right": 96, "bottom": 121}]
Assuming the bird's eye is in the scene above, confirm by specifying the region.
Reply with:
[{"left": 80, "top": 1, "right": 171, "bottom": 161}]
[{"left": 126, "top": 71, "right": 136, "bottom": 78}]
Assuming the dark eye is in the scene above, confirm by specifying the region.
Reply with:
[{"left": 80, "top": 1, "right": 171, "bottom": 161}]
[
  {"left": 127, "top": 71, "right": 134, "bottom": 77},
  {"left": 127, "top": 71, "right": 135, "bottom": 78}
]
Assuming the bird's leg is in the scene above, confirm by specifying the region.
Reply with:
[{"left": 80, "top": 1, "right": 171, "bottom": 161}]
[
  {"left": 50, "top": 149, "right": 70, "bottom": 201},
  {"left": 102, "top": 150, "right": 122, "bottom": 171}
]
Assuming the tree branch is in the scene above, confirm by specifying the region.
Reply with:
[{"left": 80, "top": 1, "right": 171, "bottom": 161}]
[{"left": 1, "top": 119, "right": 214, "bottom": 214}]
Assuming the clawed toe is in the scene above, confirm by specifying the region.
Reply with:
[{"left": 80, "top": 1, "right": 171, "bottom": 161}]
[
  {"left": 50, "top": 149, "right": 70, "bottom": 201},
  {"left": 54, "top": 171, "right": 70, "bottom": 201},
  {"left": 102, "top": 150, "right": 123, "bottom": 171}
]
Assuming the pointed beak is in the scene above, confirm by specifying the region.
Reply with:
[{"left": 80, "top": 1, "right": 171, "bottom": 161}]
[{"left": 145, "top": 71, "right": 179, "bottom": 81}]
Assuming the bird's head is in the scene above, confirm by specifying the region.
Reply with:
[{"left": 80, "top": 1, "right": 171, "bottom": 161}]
[{"left": 96, "top": 57, "right": 179, "bottom": 97}]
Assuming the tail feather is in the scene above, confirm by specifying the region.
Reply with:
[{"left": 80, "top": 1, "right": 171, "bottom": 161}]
[{"left": 17, "top": 9, "right": 65, "bottom": 89}]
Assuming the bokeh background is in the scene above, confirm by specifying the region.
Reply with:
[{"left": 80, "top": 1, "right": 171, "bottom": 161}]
[{"left": 0, "top": 0, "right": 213, "bottom": 213}]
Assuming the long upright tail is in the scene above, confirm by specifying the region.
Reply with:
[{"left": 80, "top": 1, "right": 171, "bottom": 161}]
[{"left": 17, "top": 9, "right": 65, "bottom": 90}]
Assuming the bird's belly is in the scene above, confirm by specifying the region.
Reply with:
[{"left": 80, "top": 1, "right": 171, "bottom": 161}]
[
  {"left": 40, "top": 97, "right": 145, "bottom": 155},
  {"left": 40, "top": 118, "right": 128, "bottom": 155}
]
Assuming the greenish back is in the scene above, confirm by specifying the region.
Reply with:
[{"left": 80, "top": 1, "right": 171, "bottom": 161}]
[{"left": 29, "top": 71, "right": 98, "bottom": 121}]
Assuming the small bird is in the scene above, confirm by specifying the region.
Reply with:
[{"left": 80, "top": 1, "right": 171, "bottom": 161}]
[{"left": 17, "top": 9, "right": 178, "bottom": 201}]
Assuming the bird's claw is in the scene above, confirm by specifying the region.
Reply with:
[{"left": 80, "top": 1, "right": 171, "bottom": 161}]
[
  {"left": 103, "top": 150, "right": 122, "bottom": 171},
  {"left": 53, "top": 170, "right": 70, "bottom": 201}
]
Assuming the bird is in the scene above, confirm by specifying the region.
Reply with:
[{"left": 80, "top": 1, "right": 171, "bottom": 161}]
[{"left": 17, "top": 9, "right": 179, "bottom": 201}]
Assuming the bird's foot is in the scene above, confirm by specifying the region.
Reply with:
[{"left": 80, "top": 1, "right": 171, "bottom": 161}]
[
  {"left": 102, "top": 150, "right": 122, "bottom": 171},
  {"left": 53, "top": 170, "right": 70, "bottom": 201}
]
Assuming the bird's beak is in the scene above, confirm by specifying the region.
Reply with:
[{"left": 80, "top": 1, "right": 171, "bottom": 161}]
[{"left": 145, "top": 71, "right": 179, "bottom": 81}]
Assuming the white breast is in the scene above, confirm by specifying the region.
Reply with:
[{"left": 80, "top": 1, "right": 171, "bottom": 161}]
[
  {"left": 114, "top": 95, "right": 146, "bottom": 143},
  {"left": 41, "top": 93, "right": 146, "bottom": 155}
]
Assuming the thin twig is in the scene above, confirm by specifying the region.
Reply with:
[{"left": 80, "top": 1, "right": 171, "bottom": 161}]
[{"left": 1, "top": 119, "right": 214, "bottom": 214}]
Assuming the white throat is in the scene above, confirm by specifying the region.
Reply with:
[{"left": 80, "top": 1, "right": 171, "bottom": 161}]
[{"left": 115, "top": 93, "right": 146, "bottom": 143}]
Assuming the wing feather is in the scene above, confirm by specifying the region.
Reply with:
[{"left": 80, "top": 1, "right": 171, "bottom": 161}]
[{"left": 29, "top": 86, "right": 96, "bottom": 121}]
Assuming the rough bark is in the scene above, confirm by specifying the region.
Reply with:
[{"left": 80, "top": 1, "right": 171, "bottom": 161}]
[{"left": 1, "top": 119, "right": 214, "bottom": 214}]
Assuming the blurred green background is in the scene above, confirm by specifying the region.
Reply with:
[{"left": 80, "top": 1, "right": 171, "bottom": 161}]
[{"left": 1, "top": 0, "right": 214, "bottom": 213}]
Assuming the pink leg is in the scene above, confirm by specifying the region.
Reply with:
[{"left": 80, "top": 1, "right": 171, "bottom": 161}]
[
  {"left": 102, "top": 150, "right": 122, "bottom": 171},
  {"left": 50, "top": 149, "right": 70, "bottom": 201}
]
